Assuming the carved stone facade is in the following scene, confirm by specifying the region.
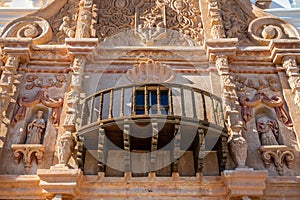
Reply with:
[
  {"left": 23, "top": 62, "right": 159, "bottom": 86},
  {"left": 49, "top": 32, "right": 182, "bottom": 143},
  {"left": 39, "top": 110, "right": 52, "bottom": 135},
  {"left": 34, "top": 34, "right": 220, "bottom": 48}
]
[{"left": 0, "top": 0, "right": 300, "bottom": 199}]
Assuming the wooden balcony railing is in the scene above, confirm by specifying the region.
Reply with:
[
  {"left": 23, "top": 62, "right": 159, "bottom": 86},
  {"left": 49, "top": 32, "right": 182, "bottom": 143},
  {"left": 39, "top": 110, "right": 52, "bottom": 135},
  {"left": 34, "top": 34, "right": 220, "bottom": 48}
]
[{"left": 79, "top": 83, "right": 224, "bottom": 129}]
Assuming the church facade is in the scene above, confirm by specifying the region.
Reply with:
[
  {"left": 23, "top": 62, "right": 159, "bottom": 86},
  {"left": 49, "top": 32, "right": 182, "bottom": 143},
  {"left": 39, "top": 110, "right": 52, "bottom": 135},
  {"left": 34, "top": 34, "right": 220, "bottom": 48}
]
[{"left": 0, "top": 0, "right": 300, "bottom": 199}]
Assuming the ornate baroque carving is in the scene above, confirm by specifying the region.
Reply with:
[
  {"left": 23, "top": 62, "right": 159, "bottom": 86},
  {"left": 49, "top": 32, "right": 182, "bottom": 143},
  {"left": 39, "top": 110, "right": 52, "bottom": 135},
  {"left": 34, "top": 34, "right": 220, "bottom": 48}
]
[
  {"left": 259, "top": 145, "right": 294, "bottom": 176},
  {"left": 233, "top": 75, "right": 280, "bottom": 92},
  {"left": 248, "top": 17, "right": 300, "bottom": 45},
  {"left": 25, "top": 74, "right": 66, "bottom": 90},
  {"left": 57, "top": 131, "right": 75, "bottom": 165},
  {"left": 48, "top": 0, "right": 80, "bottom": 44},
  {"left": 127, "top": 59, "right": 175, "bottom": 83},
  {"left": 95, "top": 0, "right": 203, "bottom": 44},
  {"left": 282, "top": 56, "right": 300, "bottom": 107},
  {"left": 12, "top": 90, "right": 63, "bottom": 126},
  {"left": 0, "top": 55, "right": 20, "bottom": 123},
  {"left": 215, "top": 55, "right": 247, "bottom": 168},
  {"left": 208, "top": 0, "right": 225, "bottom": 39},
  {"left": 12, "top": 144, "right": 45, "bottom": 173},
  {"left": 239, "top": 93, "right": 293, "bottom": 130},
  {"left": 1, "top": 17, "right": 53, "bottom": 45},
  {"left": 26, "top": 110, "right": 46, "bottom": 144},
  {"left": 219, "top": 0, "right": 252, "bottom": 44},
  {"left": 256, "top": 116, "right": 281, "bottom": 145}
]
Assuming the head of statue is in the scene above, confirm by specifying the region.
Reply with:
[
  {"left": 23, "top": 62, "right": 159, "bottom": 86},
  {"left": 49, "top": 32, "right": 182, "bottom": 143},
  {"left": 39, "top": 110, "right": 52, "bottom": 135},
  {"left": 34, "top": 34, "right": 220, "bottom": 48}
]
[{"left": 37, "top": 110, "right": 44, "bottom": 118}]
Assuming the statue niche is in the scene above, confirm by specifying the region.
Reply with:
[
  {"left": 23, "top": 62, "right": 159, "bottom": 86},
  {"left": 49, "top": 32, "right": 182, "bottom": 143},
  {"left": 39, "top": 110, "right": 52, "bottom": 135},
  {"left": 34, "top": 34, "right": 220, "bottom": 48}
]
[
  {"left": 256, "top": 116, "right": 281, "bottom": 146},
  {"left": 26, "top": 110, "right": 46, "bottom": 144}
]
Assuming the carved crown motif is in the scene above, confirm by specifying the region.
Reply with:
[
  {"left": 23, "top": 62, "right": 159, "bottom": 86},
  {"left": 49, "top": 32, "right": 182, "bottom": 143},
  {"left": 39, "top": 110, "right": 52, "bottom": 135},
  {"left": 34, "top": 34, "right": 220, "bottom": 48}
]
[{"left": 127, "top": 59, "right": 175, "bottom": 83}]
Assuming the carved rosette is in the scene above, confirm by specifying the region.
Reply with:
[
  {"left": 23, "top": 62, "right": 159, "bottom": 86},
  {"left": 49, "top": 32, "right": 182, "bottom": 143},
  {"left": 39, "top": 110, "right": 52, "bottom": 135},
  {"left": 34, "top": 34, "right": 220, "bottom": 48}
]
[
  {"left": 12, "top": 144, "right": 45, "bottom": 173},
  {"left": 259, "top": 145, "right": 295, "bottom": 176},
  {"left": 1, "top": 17, "right": 53, "bottom": 45},
  {"left": 127, "top": 59, "right": 175, "bottom": 83},
  {"left": 248, "top": 17, "right": 300, "bottom": 45}
]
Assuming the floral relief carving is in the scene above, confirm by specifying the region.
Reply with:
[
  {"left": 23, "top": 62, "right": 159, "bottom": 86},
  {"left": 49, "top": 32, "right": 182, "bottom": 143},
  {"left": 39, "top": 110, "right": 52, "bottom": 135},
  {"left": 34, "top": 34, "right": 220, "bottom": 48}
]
[
  {"left": 12, "top": 90, "right": 63, "bottom": 126},
  {"left": 259, "top": 146, "right": 294, "bottom": 176},
  {"left": 233, "top": 75, "right": 280, "bottom": 92},
  {"left": 25, "top": 74, "right": 66, "bottom": 90},
  {"left": 12, "top": 144, "right": 44, "bottom": 174},
  {"left": 239, "top": 93, "right": 293, "bottom": 130},
  {"left": 95, "top": 0, "right": 203, "bottom": 44}
]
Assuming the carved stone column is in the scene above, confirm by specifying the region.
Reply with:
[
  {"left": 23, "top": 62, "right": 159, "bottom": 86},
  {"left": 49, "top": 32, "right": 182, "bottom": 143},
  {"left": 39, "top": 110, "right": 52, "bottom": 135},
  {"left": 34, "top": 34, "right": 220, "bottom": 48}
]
[
  {"left": 282, "top": 56, "right": 300, "bottom": 107},
  {"left": 57, "top": 55, "right": 86, "bottom": 167},
  {"left": 215, "top": 55, "right": 248, "bottom": 168},
  {"left": 0, "top": 54, "right": 20, "bottom": 123},
  {"left": 75, "top": 0, "right": 93, "bottom": 38},
  {"left": 208, "top": 0, "right": 226, "bottom": 39}
]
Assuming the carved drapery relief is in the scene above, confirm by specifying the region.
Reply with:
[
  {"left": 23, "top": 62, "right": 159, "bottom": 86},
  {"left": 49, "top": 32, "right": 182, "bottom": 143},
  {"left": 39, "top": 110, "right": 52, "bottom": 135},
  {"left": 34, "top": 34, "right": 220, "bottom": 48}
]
[
  {"left": 239, "top": 93, "right": 293, "bottom": 130},
  {"left": 208, "top": 0, "right": 225, "bottom": 39},
  {"left": 12, "top": 90, "right": 63, "bottom": 126},
  {"left": 233, "top": 75, "right": 280, "bottom": 92},
  {"left": 259, "top": 146, "right": 295, "bottom": 176},
  {"left": 282, "top": 56, "right": 300, "bottom": 107},
  {"left": 11, "top": 144, "right": 44, "bottom": 174},
  {"left": 216, "top": 55, "right": 247, "bottom": 168},
  {"left": 256, "top": 116, "right": 281, "bottom": 146},
  {"left": 25, "top": 74, "right": 66, "bottom": 90},
  {"left": 48, "top": 0, "right": 79, "bottom": 44},
  {"left": 219, "top": 0, "right": 252, "bottom": 44},
  {"left": 1, "top": 17, "right": 53, "bottom": 45},
  {"left": 95, "top": 0, "right": 203, "bottom": 44},
  {"left": 0, "top": 55, "right": 20, "bottom": 123},
  {"left": 127, "top": 59, "right": 175, "bottom": 83},
  {"left": 248, "top": 17, "right": 300, "bottom": 45}
]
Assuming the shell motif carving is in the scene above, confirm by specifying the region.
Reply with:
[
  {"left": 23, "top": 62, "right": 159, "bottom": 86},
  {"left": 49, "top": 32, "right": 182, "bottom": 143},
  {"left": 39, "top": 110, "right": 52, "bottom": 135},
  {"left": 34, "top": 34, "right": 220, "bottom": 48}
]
[
  {"left": 1, "top": 16, "right": 53, "bottom": 45},
  {"left": 248, "top": 17, "right": 299, "bottom": 45},
  {"left": 127, "top": 59, "right": 175, "bottom": 83}
]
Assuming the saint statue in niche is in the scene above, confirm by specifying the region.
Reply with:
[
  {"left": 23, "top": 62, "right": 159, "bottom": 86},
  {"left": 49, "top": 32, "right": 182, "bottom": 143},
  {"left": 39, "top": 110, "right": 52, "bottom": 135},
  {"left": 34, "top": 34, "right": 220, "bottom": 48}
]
[
  {"left": 256, "top": 116, "right": 280, "bottom": 146},
  {"left": 26, "top": 110, "right": 46, "bottom": 144}
]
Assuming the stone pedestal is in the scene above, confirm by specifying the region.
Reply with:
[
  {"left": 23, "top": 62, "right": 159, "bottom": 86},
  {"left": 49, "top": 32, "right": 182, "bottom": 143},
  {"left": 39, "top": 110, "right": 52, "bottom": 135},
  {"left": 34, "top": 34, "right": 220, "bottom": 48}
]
[
  {"left": 37, "top": 166, "right": 82, "bottom": 199},
  {"left": 223, "top": 168, "right": 268, "bottom": 199}
]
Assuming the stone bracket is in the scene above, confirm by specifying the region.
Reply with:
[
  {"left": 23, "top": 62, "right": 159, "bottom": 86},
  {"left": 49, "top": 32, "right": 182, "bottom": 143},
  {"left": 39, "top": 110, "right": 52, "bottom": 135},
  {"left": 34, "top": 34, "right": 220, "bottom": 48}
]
[
  {"left": 11, "top": 144, "right": 45, "bottom": 174},
  {"left": 259, "top": 145, "right": 295, "bottom": 176}
]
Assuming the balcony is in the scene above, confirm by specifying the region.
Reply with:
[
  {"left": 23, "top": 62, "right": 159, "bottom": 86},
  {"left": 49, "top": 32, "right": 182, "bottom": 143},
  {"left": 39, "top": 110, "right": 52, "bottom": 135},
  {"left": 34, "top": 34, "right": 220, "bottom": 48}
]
[{"left": 78, "top": 83, "right": 228, "bottom": 176}]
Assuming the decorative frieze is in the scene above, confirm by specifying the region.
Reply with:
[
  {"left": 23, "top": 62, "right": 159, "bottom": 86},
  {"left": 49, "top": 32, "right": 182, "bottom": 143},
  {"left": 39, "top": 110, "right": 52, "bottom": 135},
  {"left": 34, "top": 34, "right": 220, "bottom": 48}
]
[
  {"left": 12, "top": 144, "right": 45, "bottom": 173},
  {"left": 25, "top": 74, "right": 66, "bottom": 90}
]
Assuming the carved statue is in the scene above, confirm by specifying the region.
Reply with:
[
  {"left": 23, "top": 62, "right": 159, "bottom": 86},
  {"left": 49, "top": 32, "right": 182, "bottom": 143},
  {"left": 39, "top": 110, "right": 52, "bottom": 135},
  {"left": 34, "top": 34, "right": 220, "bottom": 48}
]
[
  {"left": 26, "top": 110, "right": 46, "bottom": 144},
  {"left": 59, "top": 16, "right": 75, "bottom": 38},
  {"left": 57, "top": 131, "right": 75, "bottom": 165},
  {"left": 256, "top": 116, "right": 280, "bottom": 145}
]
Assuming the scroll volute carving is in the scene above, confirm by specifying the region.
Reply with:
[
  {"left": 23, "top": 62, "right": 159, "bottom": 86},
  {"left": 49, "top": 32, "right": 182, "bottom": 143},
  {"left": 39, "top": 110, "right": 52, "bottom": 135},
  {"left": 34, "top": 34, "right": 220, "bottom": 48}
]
[
  {"left": 1, "top": 16, "right": 53, "bottom": 45},
  {"left": 248, "top": 17, "right": 300, "bottom": 45}
]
